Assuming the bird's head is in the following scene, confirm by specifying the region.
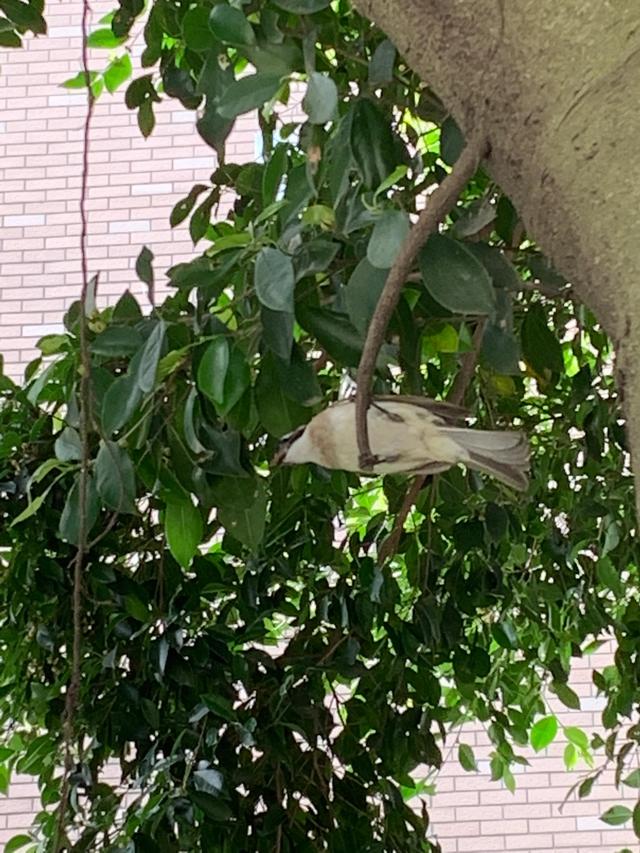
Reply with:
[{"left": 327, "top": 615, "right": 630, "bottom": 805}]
[{"left": 271, "top": 425, "right": 308, "bottom": 467}]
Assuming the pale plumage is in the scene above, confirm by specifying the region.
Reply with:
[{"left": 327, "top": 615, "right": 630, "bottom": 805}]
[{"left": 273, "top": 396, "right": 529, "bottom": 490}]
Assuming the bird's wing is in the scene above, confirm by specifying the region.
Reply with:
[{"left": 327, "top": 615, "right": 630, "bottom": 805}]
[{"left": 372, "top": 395, "right": 469, "bottom": 424}]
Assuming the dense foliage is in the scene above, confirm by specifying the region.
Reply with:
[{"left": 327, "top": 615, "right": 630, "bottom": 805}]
[{"left": 1, "top": 0, "right": 639, "bottom": 850}]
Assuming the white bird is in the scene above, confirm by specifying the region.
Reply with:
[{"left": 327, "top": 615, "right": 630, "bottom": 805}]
[{"left": 272, "top": 395, "right": 529, "bottom": 490}]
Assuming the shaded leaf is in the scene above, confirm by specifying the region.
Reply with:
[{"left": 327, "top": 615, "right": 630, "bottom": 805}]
[
  {"left": 458, "top": 743, "right": 478, "bottom": 772},
  {"left": 367, "top": 209, "right": 410, "bottom": 269},
  {"left": 54, "top": 427, "right": 82, "bottom": 462},
  {"left": 303, "top": 72, "right": 338, "bottom": 124},
  {"left": 208, "top": 4, "right": 255, "bottom": 46},
  {"left": 197, "top": 338, "right": 230, "bottom": 406},
  {"left": 217, "top": 73, "right": 282, "bottom": 120},
  {"left": 254, "top": 247, "right": 295, "bottom": 312},
  {"left": 95, "top": 441, "right": 136, "bottom": 513},
  {"left": 165, "top": 497, "right": 203, "bottom": 567},
  {"left": 420, "top": 234, "right": 495, "bottom": 315},
  {"left": 59, "top": 474, "right": 99, "bottom": 545}
]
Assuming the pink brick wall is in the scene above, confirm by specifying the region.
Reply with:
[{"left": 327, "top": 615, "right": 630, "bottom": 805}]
[{"left": 0, "top": 2, "right": 636, "bottom": 850}]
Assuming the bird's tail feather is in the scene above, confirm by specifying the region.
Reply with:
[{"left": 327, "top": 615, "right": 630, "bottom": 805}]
[{"left": 444, "top": 428, "right": 530, "bottom": 491}]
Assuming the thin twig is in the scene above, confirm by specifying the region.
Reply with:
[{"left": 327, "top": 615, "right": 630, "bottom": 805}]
[
  {"left": 355, "top": 135, "right": 490, "bottom": 470},
  {"left": 377, "top": 322, "right": 486, "bottom": 566},
  {"left": 55, "top": 2, "right": 95, "bottom": 848}
]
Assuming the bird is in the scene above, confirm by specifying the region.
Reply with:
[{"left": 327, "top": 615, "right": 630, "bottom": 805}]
[{"left": 272, "top": 395, "right": 529, "bottom": 490}]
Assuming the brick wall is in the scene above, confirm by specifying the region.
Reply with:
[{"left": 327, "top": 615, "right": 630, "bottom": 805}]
[{"left": 0, "top": 2, "right": 636, "bottom": 850}]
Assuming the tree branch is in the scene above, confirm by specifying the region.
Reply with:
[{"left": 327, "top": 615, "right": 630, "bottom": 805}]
[
  {"left": 55, "top": 2, "right": 95, "bottom": 847},
  {"left": 355, "top": 135, "right": 489, "bottom": 469},
  {"left": 377, "top": 321, "right": 486, "bottom": 566}
]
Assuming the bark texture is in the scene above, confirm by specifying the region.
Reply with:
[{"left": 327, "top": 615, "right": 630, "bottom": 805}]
[{"left": 355, "top": 0, "right": 640, "bottom": 517}]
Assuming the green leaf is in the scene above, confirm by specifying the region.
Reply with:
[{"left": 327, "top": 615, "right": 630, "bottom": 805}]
[
  {"left": 104, "top": 54, "right": 132, "bottom": 93},
  {"left": 194, "top": 768, "right": 224, "bottom": 796},
  {"left": 293, "top": 238, "right": 340, "bottom": 280},
  {"left": 91, "top": 326, "right": 142, "bottom": 357},
  {"left": 256, "top": 358, "right": 309, "bottom": 437},
  {"left": 261, "top": 307, "right": 294, "bottom": 361},
  {"left": 530, "top": 715, "right": 558, "bottom": 752},
  {"left": 367, "top": 209, "right": 410, "bottom": 269},
  {"left": 138, "top": 99, "right": 155, "bottom": 137},
  {"left": 553, "top": 682, "right": 581, "bottom": 710},
  {"left": 61, "top": 71, "right": 99, "bottom": 90},
  {"left": 578, "top": 776, "right": 595, "bottom": 798},
  {"left": 419, "top": 234, "right": 496, "bottom": 315},
  {"left": 273, "top": 344, "right": 322, "bottom": 406},
  {"left": 482, "top": 322, "right": 521, "bottom": 375},
  {"left": 273, "top": 0, "right": 330, "bottom": 13},
  {"left": 218, "top": 347, "right": 250, "bottom": 415},
  {"left": 182, "top": 6, "right": 215, "bottom": 51},
  {"left": 440, "top": 116, "right": 464, "bottom": 166},
  {"left": 622, "top": 769, "right": 640, "bottom": 788},
  {"left": 1, "top": 0, "right": 46, "bottom": 34},
  {"left": 59, "top": 474, "right": 99, "bottom": 545},
  {"left": 350, "top": 99, "right": 399, "bottom": 191},
  {"left": 254, "top": 247, "right": 295, "bottom": 312},
  {"left": 165, "top": 497, "right": 203, "bottom": 567},
  {"left": 217, "top": 73, "right": 282, "bottom": 120},
  {"left": 4, "top": 835, "right": 32, "bottom": 853},
  {"left": 297, "top": 303, "right": 393, "bottom": 369},
  {"left": 521, "top": 303, "right": 564, "bottom": 376},
  {"left": 563, "top": 743, "right": 578, "bottom": 770},
  {"left": 219, "top": 480, "right": 266, "bottom": 552},
  {"left": 303, "top": 72, "right": 338, "bottom": 124},
  {"left": 54, "top": 427, "right": 82, "bottom": 462},
  {"left": 600, "top": 805, "right": 632, "bottom": 826},
  {"left": 11, "top": 492, "right": 47, "bottom": 527},
  {"left": 170, "top": 184, "right": 208, "bottom": 228},
  {"left": 491, "top": 620, "right": 518, "bottom": 649},
  {"left": 95, "top": 441, "right": 136, "bottom": 513},
  {"left": 562, "top": 726, "right": 592, "bottom": 744},
  {"left": 208, "top": 3, "right": 255, "bottom": 46},
  {"left": 37, "top": 333, "right": 69, "bottom": 355},
  {"left": 458, "top": 743, "right": 478, "bottom": 772},
  {"left": 197, "top": 338, "right": 230, "bottom": 406},
  {"left": 369, "top": 39, "right": 396, "bottom": 86},
  {"left": 135, "top": 321, "right": 166, "bottom": 393},
  {"left": 87, "top": 28, "right": 124, "bottom": 48},
  {"left": 263, "top": 143, "right": 288, "bottom": 205},
  {"left": 135, "top": 245, "right": 154, "bottom": 289},
  {"left": 102, "top": 374, "right": 143, "bottom": 435},
  {"left": 633, "top": 800, "right": 640, "bottom": 839}
]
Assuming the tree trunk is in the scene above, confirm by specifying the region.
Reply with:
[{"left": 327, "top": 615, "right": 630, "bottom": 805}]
[{"left": 355, "top": 0, "right": 640, "bottom": 517}]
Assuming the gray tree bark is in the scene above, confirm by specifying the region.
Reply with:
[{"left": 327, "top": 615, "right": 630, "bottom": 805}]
[{"left": 355, "top": 0, "right": 640, "bottom": 518}]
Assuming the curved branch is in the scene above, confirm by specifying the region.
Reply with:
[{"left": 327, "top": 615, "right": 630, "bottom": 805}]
[{"left": 355, "top": 136, "right": 489, "bottom": 469}]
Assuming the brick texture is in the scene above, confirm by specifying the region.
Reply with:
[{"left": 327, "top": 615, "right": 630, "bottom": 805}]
[{"left": 0, "top": 2, "right": 637, "bottom": 851}]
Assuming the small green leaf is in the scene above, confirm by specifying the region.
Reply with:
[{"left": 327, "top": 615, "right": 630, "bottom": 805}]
[
  {"left": 303, "top": 72, "right": 338, "bottom": 124},
  {"left": 4, "top": 835, "right": 32, "bottom": 853},
  {"left": 11, "top": 492, "right": 47, "bottom": 527},
  {"left": 564, "top": 726, "right": 589, "bottom": 750},
  {"left": 193, "top": 768, "right": 224, "bottom": 796},
  {"left": 37, "top": 333, "right": 69, "bottom": 355},
  {"left": 261, "top": 307, "right": 294, "bottom": 361},
  {"left": 182, "top": 6, "right": 215, "bottom": 50},
  {"left": 254, "top": 247, "right": 295, "bottom": 312},
  {"left": 369, "top": 39, "right": 396, "bottom": 86},
  {"left": 102, "top": 374, "right": 143, "bottom": 435},
  {"left": 553, "top": 682, "right": 581, "bottom": 710},
  {"left": 521, "top": 303, "right": 564, "bottom": 376},
  {"left": 54, "top": 427, "right": 82, "bottom": 462},
  {"left": 563, "top": 743, "right": 578, "bottom": 770},
  {"left": 95, "top": 441, "right": 136, "bottom": 513},
  {"left": 197, "top": 338, "right": 230, "bottom": 406},
  {"left": 440, "top": 116, "right": 464, "bottom": 166},
  {"left": 350, "top": 99, "right": 399, "bottom": 191},
  {"left": 104, "top": 54, "right": 132, "bottom": 93},
  {"left": 138, "top": 99, "right": 156, "bottom": 137},
  {"left": 600, "top": 805, "right": 632, "bottom": 826},
  {"left": 217, "top": 73, "right": 282, "bottom": 120},
  {"left": 578, "top": 776, "right": 595, "bottom": 798},
  {"left": 208, "top": 3, "right": 255, "bottom": 46},
  {"left": 262, "top": 143, "right": 288, "bottom": 205},
  {"left": 530, "top": 715, "right": 558, "bottom": 752},
  {"left": 61, "top": 71, "right": 99, "bottom": 90},
  {"left": 165, "top": 497, "right": 203, "bottom": 567},
  {"left": 135, "top": 321, "right": 166, "bottom": 393},
  {"left": 367, "top": 209, "right": 410, "bottom": 269},
  {"left": 170, "top": 184, "right": 208, "bottom": 228},
  {"left": 622, "top": 769, "right": 640, "bottom": 788},
  {"left": 58, "top": 474, "right": 99, "bottom": 545},
  {"left": 633, "top": 800, "right": 640, "bottom": 839},
  {"left": 458, "top": 743, "right": 478, "bottom": 772},
  {"left": 87, "top": 28, "right": 125, "bottom": 48},
  {"left": 91, "top": 326, "right": 142, "bottom": 357},
  {"left": 420, "top": 234, "right": 495, "bottom": 315},
  {"left": 135, "top": 245, "right": 154, "bottom": 288},
  {"left": 219, "top": 480, "right": 266, "bottom": 551}
]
